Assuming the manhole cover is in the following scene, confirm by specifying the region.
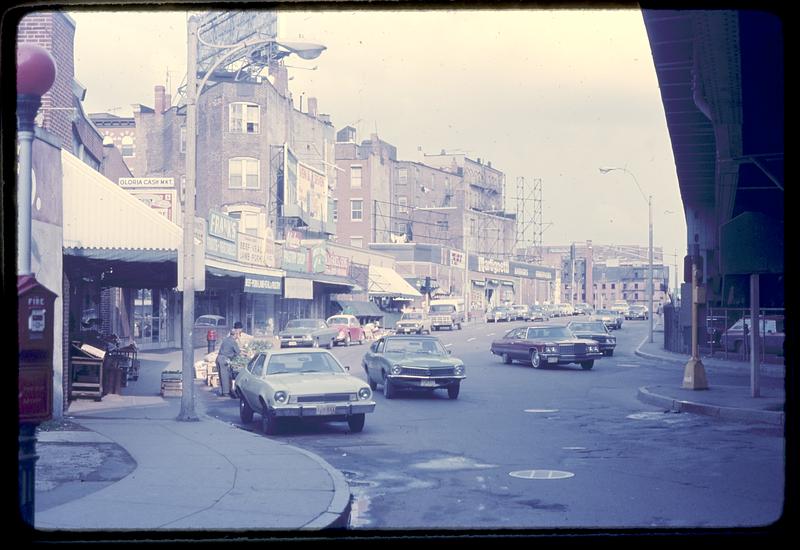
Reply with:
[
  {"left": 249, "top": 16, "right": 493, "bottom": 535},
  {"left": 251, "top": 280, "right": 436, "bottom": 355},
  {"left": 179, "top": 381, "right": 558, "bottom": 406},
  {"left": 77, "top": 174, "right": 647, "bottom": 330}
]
[
  {"left": 524, "top": 409, "right": 559, "bottom": 413},
  {"left": 509, "top": 470, "right": 574, "bottom": 480}
]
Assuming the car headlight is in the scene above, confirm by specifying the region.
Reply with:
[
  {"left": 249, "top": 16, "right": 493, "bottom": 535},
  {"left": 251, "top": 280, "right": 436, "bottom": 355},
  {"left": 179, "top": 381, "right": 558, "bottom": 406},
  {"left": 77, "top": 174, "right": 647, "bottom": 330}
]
[
  {"left": 391, "top": 365, "right": 403, "bottom": 375},
  {"left": 274, "top": 391, "right": 288, "bottom": 404},
  {"left": 544, "top": 346, "right": 557, "bottom": 353},
  {"left": 588, "top": 345, "right": 599, "bottom": 352},
  {"left": 454, "top": 365, "right": 465, "bottom": 375},
  {"left": 358, "top": 387, "right": 372, "bottom": 400}
]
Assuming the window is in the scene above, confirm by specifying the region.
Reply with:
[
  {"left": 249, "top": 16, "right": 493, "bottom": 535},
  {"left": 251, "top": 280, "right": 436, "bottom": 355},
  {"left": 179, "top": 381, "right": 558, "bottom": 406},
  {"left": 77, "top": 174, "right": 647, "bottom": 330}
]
[
  {"left": 229, "top": 102, "right": 260, "bottom": 133},
  {"left": 350, "top": 236, "right": 364, "bottom": 248},
  {"left": 180, "top": 126, "right": 186, "bottom": 153},
  {"left": 351, "top": 199, "right": 363, "bottom": 221},
  {"left": 634, "top": 283, "right": 639, "bottom": 289},
  {"left": 332, "top": 199, "right": 338, "bottom": 221},
  {"left": 611, "top": 283, "right": 616, "bottom": 289},
  {"left": 398, "top": 196, "right": 408, "bottom": 214},
  {"left": 350, "top": 166, "right": 362, "bottom": 188},
  {"left": 121, "top": 136, "right": 134, "bottom": 157},
  {"left": 229, "top": 157, "right": 260, "bottom": 189},
  {"left": 228, "top": 210, "right": 260, "bottom": 236},
  {"left": 398, "top": 168, "right": 408, "bottom": 185}
]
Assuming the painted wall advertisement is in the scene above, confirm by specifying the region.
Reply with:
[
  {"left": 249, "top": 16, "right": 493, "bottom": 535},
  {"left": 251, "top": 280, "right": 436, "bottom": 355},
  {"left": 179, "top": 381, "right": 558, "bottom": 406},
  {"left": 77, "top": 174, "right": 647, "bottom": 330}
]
[
  {"left": 477, "top": 256, "right": 509, "bottom": 275},
  {"left": 449, "top": 249, "right": 466, "bottom": 269},
  {"left": 284, "top": 144, "right": 328, "bottom": 226},
  {"left": 325, "top": 248, "right": 351, "bottom": 278},
  {"left": 237, "top": 233, "right": 266, "bottom": 266},
  {"left": 281, "top": 245, "right": 308, "bottom": 273},
  {"left": 311, "top": 245, "right": 326, "bottom": 273}
]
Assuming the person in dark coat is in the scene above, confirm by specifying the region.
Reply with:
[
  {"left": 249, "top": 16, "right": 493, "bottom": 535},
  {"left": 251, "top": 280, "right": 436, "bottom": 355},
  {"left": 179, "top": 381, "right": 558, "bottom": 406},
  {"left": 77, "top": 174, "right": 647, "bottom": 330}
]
[{"left": 216, "top": 328, "right": 240, "bottom": 397}]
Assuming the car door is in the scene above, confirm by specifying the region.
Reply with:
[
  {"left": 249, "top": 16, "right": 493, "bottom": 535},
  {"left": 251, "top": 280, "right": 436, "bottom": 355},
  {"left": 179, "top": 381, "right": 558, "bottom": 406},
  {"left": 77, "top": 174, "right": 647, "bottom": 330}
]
[
  {"left": 238, "top": 353, "right": 266, "bottom": 408},
  {"left": 505, "top": 327, "right": 529, "bottom": 360},
  {"left": 364, "top": 339, "right": 384, "bottom": 383}
]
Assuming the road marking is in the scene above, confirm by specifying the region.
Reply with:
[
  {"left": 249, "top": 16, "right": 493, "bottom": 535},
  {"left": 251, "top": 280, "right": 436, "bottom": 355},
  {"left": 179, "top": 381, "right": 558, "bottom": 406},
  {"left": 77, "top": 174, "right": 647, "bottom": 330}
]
[
  {"left": 467, "top": 337, "right": 476, "bottom": 342},
  {"left": 509, "top": 470, "right": 574, "bottom": 480},
  {"left": 524, "top": 409, "right": 559, "bottom": 414},
  {"left": 617, "top": 363, "right": 640, "bottom": 368},
  {"left": 562, "top": 446, "right": 587, "bottom": 450},
  {"left": 444, "top": 343, "right": 452, "bottom": 347}
]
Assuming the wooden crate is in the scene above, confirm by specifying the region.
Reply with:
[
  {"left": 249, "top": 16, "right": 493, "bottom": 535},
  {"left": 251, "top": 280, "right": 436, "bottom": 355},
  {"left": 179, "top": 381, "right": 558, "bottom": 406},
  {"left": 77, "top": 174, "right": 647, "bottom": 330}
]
[{"left": 161, "top": 370, "right": 182, "bottom": 397}]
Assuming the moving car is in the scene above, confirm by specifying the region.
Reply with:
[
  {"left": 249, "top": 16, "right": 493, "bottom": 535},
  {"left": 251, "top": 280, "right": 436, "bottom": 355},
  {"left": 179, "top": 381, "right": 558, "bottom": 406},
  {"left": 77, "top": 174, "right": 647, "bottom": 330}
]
[
  {"left": 428, "top": 300, "right": 465, "bottom": 331},
  {"left": 489, "top": 324, "right": 602, "bottom": 370},
  {"left": 528, "top": 305, "right": 549, "bottom": 322},
  {"left": 594, "top": 308, "right": 623, "bottom": 330},
  {"left": 363, "top": 335, "right": 465, "bottom": 399},
  {"left": 573, "top": 303, "right": 592, "bottom": 316},
  {"left": 610, "top": 301, "right": 630, "bottom": 316},
  {"left": 395, "top": 311, "right": 433, "bottom": 334},
  {"left": 558, "top": 303, "right": 575, "bottom": 316},
  {"left": 626, "top": 304, "right": 649, "bottom": 320},
  {"left": 719, "top": 315, "right": 785, "bottom": 355},
  {"left": 235, "top": 349, "right": 376, "bottom": 434},
  {"left": 326, "top": 314, "right": 366, "bottom": 346},
  {"left": 486, "top": 306, "right": 512, "bottom": 322},
  {"left": 510, "top": 304, "right": 531, "bottom": 321},
  {"left": 566, "top": 320, "right": 617, "bottom": 356},
  {"left": 277, "top": 318, "right": 339, "bottom": 349}
]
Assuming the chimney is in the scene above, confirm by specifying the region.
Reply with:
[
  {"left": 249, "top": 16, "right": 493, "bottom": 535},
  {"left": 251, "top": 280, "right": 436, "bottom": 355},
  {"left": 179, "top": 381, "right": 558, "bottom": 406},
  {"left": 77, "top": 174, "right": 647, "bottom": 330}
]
[
  {"left": 307, "top": 97, "right": 318, "bottom": 118},
  {"left": 154, "top": 85, "right": 166, "bottom": 114}
]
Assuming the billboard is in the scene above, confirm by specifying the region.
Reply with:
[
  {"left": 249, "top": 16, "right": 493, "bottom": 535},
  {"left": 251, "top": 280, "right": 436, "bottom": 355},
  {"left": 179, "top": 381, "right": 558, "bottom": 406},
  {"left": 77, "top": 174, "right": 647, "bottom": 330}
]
[{"left": 283, "top": 144, "right": 328, "bottom": 227}]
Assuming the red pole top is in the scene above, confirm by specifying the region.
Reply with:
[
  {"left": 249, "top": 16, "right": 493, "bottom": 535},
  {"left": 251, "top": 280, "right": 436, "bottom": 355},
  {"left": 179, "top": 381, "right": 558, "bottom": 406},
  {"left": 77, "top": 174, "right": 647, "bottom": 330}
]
[{"left": 17, "top": 43, "right": 56, "bottom": 96}]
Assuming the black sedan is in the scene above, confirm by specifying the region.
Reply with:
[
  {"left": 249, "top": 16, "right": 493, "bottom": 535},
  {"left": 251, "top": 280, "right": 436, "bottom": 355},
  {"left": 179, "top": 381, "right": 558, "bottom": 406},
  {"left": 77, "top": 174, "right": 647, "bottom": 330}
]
[
  {"left": 277, "top": 318, "right": 339, "bottom": 349},
  {"left": 362, "top": 335, "right": 466, "bottom": 399},
  {"left": 566, "top": 320, "right": 617, "bottom": 356},
  {"left": 490, "top": 324, "right": 603, "bottom": 370}
]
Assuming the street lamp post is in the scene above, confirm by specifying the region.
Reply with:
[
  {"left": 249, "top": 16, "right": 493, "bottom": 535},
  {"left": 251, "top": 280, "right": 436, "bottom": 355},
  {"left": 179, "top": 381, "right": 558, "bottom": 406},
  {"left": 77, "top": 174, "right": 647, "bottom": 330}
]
[{"left": 599, "top": 167, "right": 654, "bottom": 343}]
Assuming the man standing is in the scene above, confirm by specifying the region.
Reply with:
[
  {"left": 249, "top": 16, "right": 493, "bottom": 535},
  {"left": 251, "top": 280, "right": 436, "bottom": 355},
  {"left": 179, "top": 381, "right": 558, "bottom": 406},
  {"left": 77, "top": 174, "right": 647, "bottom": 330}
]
[{"left": 216, "top": 328, "right": 240, "bottom": 397}]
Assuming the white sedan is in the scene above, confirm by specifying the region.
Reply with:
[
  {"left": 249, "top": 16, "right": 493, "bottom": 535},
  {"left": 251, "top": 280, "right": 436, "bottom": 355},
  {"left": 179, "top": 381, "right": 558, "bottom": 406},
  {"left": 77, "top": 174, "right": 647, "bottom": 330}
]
[{"left": 234, "top": 349, "right": 376, "bottom": 435}]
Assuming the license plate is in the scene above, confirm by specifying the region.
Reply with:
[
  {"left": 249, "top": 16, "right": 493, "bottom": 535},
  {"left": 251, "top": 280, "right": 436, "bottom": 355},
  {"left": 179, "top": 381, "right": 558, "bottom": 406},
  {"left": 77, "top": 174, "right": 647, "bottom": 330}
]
[
  {"left": 548, "top": 357, "right": 558, "bottom": 363},
  {"left": 420, "top": 379, "right": 437, "bottom": 387},
  {"left": 316, "top": 404, "right": 337, "bottom": 415},
  {"left": 287, "top": 341, "right": 297, "bottom": 346}
]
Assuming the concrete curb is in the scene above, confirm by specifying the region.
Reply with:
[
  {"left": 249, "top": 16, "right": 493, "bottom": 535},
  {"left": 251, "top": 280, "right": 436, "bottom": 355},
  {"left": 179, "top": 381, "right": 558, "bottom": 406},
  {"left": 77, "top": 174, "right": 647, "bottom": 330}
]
[
  {"left": 637, "top": 386, "right": 785, "bottom": 426},
  {"left": 198, "top": 411, "right": 352, "bottom": 530}
]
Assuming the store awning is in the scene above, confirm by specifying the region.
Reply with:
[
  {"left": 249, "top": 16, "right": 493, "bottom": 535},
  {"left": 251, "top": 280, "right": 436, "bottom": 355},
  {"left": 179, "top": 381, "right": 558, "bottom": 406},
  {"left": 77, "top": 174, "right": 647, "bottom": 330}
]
[
  {"left": 206, "top": 257, "right": 284, "bottom": 279},
  {"left": 336, "top": 300, "right": 384, "bottom": 318},
  {"left": 62, "top": 150, "right": 181, "bottom": 262},
  {"left": 285, "top": 269, "right": 359, "bottom": 290},
  {"left": 369, "top": 265, "right": 422, "bottom": 298}
]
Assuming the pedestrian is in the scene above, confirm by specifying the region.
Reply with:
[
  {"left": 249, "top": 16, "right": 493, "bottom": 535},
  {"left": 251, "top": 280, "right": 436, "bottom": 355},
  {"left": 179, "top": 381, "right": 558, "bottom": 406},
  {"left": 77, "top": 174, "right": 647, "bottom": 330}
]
[{"left": 216, "top": 328, "right": 241, "bottom": 397}]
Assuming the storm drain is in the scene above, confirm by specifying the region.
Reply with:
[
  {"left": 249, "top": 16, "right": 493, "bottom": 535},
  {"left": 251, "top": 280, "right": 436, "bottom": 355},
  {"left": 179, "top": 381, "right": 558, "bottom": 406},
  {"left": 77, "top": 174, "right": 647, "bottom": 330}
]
[{"left": 509, "top": 470, "right": 574, "bottom": 480}]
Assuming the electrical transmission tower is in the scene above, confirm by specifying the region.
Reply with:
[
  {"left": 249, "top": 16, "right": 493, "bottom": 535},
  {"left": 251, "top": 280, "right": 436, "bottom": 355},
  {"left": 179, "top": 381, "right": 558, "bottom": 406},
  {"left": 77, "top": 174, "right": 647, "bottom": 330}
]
[{"left": 515, "top": 177, "right": 543, "bottom": 263}]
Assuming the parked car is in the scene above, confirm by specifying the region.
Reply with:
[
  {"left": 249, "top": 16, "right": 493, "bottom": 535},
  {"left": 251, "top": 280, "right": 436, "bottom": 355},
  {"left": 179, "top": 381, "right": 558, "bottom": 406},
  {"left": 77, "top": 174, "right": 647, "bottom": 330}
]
[
  {"left": 592, "top": 309, "right": 622, "bottom": 330},
  {"left": 626, "top": 305, "right": 649, "bottom": 320},
  {"left": 326, "top": 314, "right": 366, "bottom": 346},
  {"left": 528, "top": 305, "right": 549, "bottom": 322},
  {"left": 428, "top": 300, "right": 465, "bottom": 331},
  {"left": 362, "top": 335, "right": 466, "bottom": 399},
  {"left": 193, "top": 314, "right": 230, "bottom": 347},
  {"left": 486, "top": 306, "right": 512, "bottom": 322},
  {"left": 277, "top": 318, "right": 339, "bottom": 349},
  {"left": 566, "top": 320, "right": 617, "bottom": 356},
  {"left": 573, "top": 303, "right": 592, "bottom": 316},
  {"left": 235, "top": 349, "right": 376, "bottom": 434},
  {"left": 395, "top": 311, "right": 433, "bottom": 334},
  {"left": 719, "top": 315, "right": 785, "bottom": 355},
  {"left": 610, "top": 301, "right": 630, "bottom": 316},
  {"left": 490, "top": 324, "right": 602, "bottom": 370},
  {"left": 509, "top": 304, "right": 531, "bottom": 321},
  {"left": 558, "top": 303, "right": 575, "bottom": 316},
  {"left": 541, "top": 304, "right": 557, "bottom": 318}
]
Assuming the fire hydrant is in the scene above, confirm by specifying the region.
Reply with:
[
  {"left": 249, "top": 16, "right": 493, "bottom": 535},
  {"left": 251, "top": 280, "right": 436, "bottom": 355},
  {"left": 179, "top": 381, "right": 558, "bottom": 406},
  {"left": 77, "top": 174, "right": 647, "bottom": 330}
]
[{"left": 207, "top": 329, "right": 217, "bottom": 353}]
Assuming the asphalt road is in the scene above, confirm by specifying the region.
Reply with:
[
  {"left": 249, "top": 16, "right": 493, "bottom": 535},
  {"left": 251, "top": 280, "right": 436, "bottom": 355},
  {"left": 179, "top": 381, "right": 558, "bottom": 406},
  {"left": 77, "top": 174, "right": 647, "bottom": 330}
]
[{"left": 200, "top": 317, "right": 785, "bottom": 531}]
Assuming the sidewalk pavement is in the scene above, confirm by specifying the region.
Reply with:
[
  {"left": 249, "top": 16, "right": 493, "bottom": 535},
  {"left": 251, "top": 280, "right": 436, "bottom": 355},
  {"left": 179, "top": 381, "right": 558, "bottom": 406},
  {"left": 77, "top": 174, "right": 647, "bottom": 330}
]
[
  {"left": 635, "top": 322, "right": 786, "bottom": 426},
  {"left": 32, "top": 348, "right": 351, "bottom": 536}
]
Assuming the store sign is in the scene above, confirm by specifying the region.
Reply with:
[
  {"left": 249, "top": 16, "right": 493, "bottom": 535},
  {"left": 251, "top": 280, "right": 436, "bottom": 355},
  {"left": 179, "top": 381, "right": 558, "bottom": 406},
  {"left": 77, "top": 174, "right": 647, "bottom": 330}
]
[
  {"left": 206, "top": 235, "right": 238, "bottom": 260},
  {"left": 325, "top": 248, "right": 351, "bottom": 277},
  {"left": 478, "top": 256, "right": 509, "bottom": 275},
  {"left": 118, "top": 177, "right": 175, "bottom": 187},
  {"left": 238, "top": 233, "right": 266, "bottom": 266},
  {"left": 285, "top": 228, "right": 302, "bottom": 250},
  {"left": 513, "top": 267, "right": 529, "bottom": 277},
  {"left": 284, "top": 277, "right": 313, "bottom": 300},
  {"left": 208, "top": 210, "right": 238, "bottom": 242},
  {"left": 535, "top": 270, "right": 553, "bottom": 280},
  {"left": 127, "top": 189, "right": 178, "bottom": 224},
  {"left": 264, "top": 227, "right": 276, "bottom": 268},
  {"left": 244, "top": 275, "right": 282, "bottom": 295},
  {"left": 450, "top": 249, "right": 466, "bottom": 269},
  {"left": 282, "top": 246, "right": 308, "bottom": 272}
]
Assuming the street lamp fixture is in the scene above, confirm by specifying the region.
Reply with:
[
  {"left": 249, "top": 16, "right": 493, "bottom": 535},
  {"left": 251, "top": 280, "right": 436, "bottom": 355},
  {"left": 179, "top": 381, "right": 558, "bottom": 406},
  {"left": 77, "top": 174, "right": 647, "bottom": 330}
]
[{"left": 599, "top": 166, "right": 654, "bottom": 344}]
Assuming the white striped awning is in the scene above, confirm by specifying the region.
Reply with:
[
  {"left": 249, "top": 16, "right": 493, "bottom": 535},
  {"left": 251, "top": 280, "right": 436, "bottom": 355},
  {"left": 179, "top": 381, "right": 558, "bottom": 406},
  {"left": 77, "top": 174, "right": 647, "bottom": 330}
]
[
  {"left": 368, "top": 265, "right": 422, "bottom": 298},
  {"left": 62, "top": 150, "right": 181, "bottom": 261}
]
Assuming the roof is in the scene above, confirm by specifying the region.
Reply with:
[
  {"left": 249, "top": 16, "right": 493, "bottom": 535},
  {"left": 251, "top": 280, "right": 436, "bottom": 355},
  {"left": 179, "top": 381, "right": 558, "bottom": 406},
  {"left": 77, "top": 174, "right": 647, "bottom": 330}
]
[
  {"left": 368, "top": 265, "right": 422, "bottom": 298},
  {"left": 62, "top": 150, "right": 181, "bottom": 261}
]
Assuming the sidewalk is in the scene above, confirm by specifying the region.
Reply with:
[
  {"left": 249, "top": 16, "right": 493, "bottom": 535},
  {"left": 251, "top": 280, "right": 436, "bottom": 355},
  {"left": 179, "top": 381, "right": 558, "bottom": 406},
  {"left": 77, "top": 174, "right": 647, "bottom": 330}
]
[
  {"left": 634, "top": 322, "right": 786, "bottom": 426},
  {"left": 32, "top": 348, "right": 351, "bottom": 536}
]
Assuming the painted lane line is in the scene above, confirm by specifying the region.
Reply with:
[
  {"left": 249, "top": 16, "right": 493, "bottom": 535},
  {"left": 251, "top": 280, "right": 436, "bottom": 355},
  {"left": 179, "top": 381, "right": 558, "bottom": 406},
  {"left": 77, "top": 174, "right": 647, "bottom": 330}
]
[
  {"left": 467, "top": 337, "right": 476, "bottom": 342},
  {"left": 524, "top": 409, "right": 559, "bottom": 414},
  {"left": 509, "top": 470, "right": 575, "bottom": 480}
]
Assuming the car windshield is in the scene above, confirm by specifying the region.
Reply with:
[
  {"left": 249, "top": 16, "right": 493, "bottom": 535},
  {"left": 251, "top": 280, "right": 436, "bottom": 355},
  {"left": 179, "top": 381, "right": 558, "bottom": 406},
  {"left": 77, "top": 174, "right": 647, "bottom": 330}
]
[
  {"left": 401, "top": 313, "right": 424, "bottom": 320},
  {"left": 526, "top": 327, "right": 574, "bottom": 340},
  {"left": 196, "top": 316, "right": 223, "bottom": 326},
  {"left": 596, "top": 310, "right": 614, "bottom": 315},
  {"left": 327, "top": 316, "right": 349, "bottom": 325},
  {"left": 384, "top": 338, "right": 447, "bottom": 356},
  {"left": 286, "top": 319, "right": 324, "bottom": 329},
  {"left": 429, "top": 305, "right": 455, "bottom": 312},
  {"left": 265, "top": 353, "right": 345, "bottom": 375},
  {"left": 513, "top": 305, "right": 527, "bottom": 311},
  {"left": 570, "top": 322, "right": 607, "bottom": 332}
]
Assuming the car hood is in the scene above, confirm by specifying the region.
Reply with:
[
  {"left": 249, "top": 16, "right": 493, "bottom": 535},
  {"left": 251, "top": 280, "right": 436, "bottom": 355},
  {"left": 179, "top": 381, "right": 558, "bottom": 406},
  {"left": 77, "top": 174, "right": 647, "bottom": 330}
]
[
  {"left": 266, "top": 373, "right": 365, "bottom": 394},
  {"left": 384, "top": 354, "right": 461, "bottom": 368}
]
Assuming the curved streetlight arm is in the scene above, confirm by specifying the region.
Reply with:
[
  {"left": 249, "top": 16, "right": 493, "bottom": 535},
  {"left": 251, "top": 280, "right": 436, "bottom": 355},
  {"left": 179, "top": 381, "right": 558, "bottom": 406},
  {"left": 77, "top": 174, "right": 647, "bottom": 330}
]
[{"left": 598, "top": 166, "right": 649, "bottom": 205}]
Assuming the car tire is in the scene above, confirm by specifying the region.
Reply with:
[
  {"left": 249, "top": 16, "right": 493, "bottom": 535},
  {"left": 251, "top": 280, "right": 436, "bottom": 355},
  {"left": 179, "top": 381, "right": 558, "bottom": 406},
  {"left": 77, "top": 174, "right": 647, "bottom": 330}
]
[
  {"left": 348, "top": 413, "right": 366, "bottom": 433},
  {"left": 327, "top": 339, "right": 334, "bottom": 349},
  {"left": 530, "top": 350, "right": 542, "bottom": 369},
  {"left": 502, "top": 353, "right": 512, "bottom": 365},
  {"left": 261, "top": 410, "right": 279, "bottom": 435},
  {"left": 239, "top": 397, "right": 254, "bottom": 423},
  {"left": 383, "top": 376, "right": 396, "bottom": 399},
  {"left": 447, "top": 382, "right": 460, "bottom": 400},
  {"left": 605, "top": 349, "right": 614, "bottom": 357},
  {"left": 345, "top": 334, "right": 351, "bottom": 347},
  {"left": 367, "top": 372, "right": 377, "bottom": 391},
  {"left": 458, "top": 322, "right": 462, "bottom": 330},
  {"left": 581, "top": 360, "right": 594, "bottom": 370},
  {"left": 359, "top": 336, "right": 365, "bottom": 345}
]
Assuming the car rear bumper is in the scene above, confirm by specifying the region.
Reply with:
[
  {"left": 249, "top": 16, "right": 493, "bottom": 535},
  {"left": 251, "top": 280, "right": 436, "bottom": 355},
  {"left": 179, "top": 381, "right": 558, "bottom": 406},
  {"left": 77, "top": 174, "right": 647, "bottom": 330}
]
[
  {"left": 272, "top": 401, "right": 376, "bottom": 417},
  {"left": 279, "top": 339, "right": 314, "bottom": 348},
  {"left": 395, "top": 327, "right": 423, "bottom": 334}
]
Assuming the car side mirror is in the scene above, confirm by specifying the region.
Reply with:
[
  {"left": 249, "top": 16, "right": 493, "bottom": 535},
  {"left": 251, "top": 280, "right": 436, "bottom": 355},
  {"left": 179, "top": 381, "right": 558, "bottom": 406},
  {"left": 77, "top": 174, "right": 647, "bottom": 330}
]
[{"left": 345, "top": 365, "right": 350, "bottom": 371}]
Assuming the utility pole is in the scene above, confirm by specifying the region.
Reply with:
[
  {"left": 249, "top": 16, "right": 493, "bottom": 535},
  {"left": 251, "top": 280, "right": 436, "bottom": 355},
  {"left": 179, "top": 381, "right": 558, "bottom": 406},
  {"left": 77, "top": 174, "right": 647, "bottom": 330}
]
[
  {"left": 178, "top": 16, "right": 199, "bottom": 421},
  {"left": 463, "top": 208, "right": 470, "bottom": 324}
]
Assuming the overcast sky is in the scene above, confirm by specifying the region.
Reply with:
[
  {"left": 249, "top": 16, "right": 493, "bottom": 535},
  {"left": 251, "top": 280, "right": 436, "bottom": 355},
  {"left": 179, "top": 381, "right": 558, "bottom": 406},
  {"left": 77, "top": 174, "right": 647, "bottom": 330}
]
[{"left": 68, "top": 6, "right": 688, "bottom": 287}]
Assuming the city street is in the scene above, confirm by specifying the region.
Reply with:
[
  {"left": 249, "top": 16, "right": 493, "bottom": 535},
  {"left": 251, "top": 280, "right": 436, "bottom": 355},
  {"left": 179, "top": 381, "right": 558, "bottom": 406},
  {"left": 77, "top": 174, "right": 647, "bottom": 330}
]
[{"left": 200, "top": 318, "right": 785, "bottom": 530}]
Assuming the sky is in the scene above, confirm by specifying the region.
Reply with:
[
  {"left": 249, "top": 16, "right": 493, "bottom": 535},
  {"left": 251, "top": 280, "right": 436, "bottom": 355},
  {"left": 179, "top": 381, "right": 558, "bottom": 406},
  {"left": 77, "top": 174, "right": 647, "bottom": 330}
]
[{"left": 67, "top": 6, "right": 688, "bottom": 288}]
